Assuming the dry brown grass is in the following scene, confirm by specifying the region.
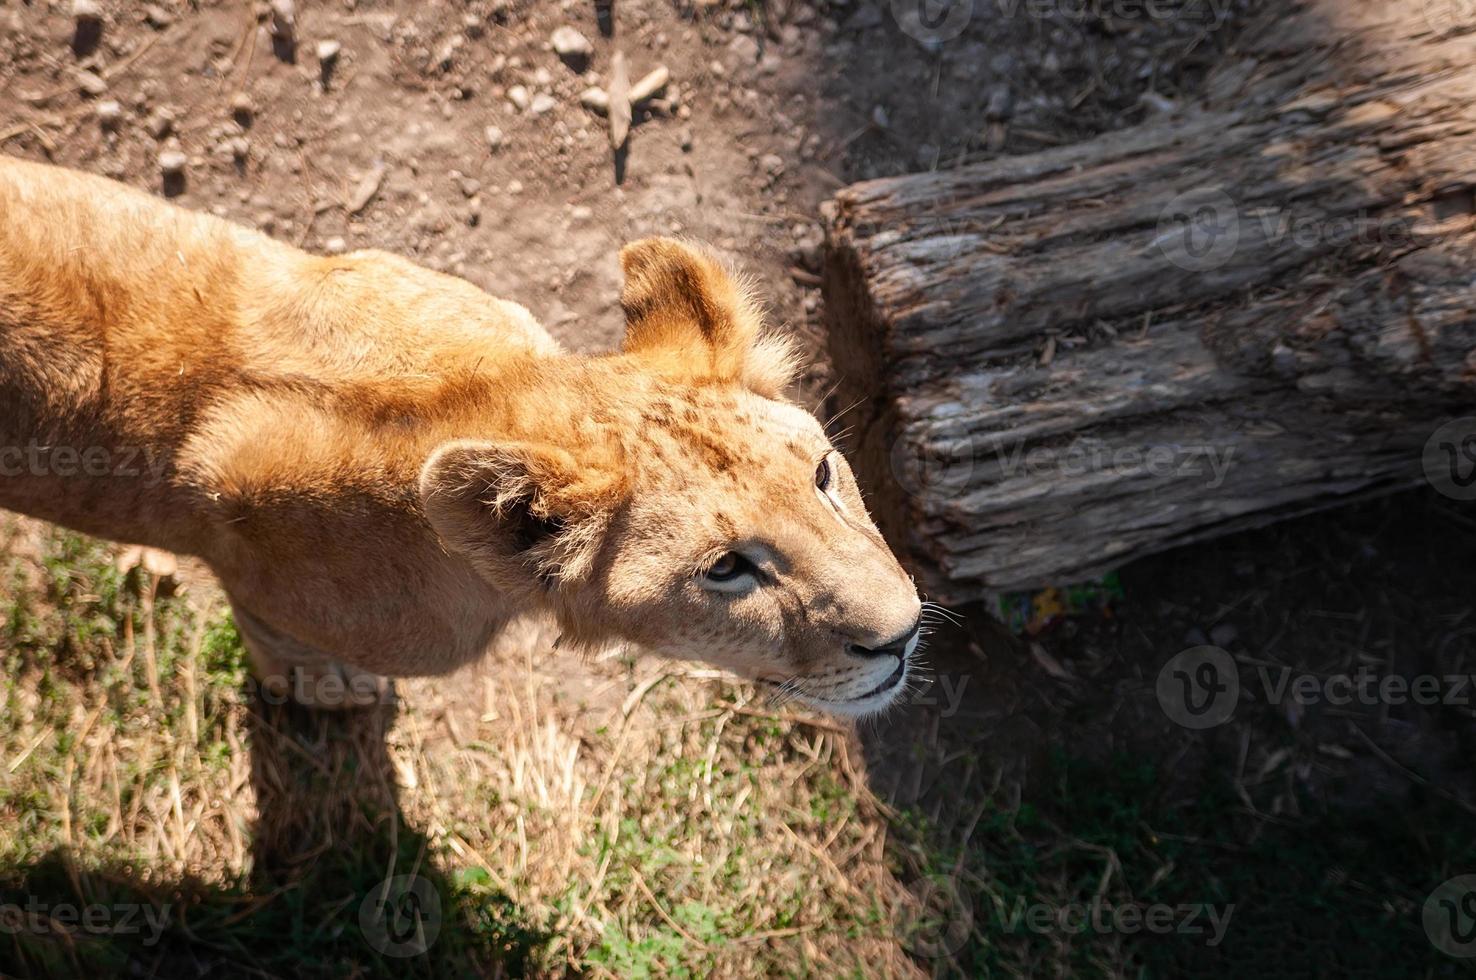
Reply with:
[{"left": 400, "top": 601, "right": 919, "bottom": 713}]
[{"left": 0, "top": 513, "right": 929, "bottom": 977}]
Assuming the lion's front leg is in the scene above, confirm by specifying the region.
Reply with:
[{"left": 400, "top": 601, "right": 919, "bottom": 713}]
[{"left": 230, "top": 602, "right": 394, "bottom": 710}]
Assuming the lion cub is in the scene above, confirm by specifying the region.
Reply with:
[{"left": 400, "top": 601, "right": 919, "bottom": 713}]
[{"left": 0, "top": 157, "right": 922, "bottom": 716}]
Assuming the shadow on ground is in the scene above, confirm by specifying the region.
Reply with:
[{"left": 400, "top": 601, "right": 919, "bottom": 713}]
[
  {"left": 0, "top": 695, "right": 545, "bottom": 978},
  {"left": 857, "top": 489, "right": 1476, "bottom": 976}
]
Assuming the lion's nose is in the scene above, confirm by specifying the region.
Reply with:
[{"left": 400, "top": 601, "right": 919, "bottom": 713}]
[{"left": 846, "top": 616, "right": 922, "bottom": 659}]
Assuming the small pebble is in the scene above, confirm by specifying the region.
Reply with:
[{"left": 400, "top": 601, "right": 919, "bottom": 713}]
[
  {"left": 484, "top": 125, "right": 504, "bottom": 151},
  {"left": 550, "top": 25, "right": 592, "bottom": 63},
  {"left": 269, "top": 0, "right": 296, "bottom": 41},
  {"left": 230, "top": 91, "right": 254, "bottom": 123},
  {"left": 1209, "top": 622, "right": 1239, "bottom": 648},
  {"left": 145, "top": 107, "right": 174, "bottom": 139},
  {"left": 507, "top": 85, "right": 530, "bottom": 111},
  {"left": 95, "top": 99, "right": 123, "bottom": 129},
  {"left": 529, "top": 92, "right": 557, "bottom": 115},
  {"left": 158, "top": 150, "right": 188, "bottom": 175},
  {"left": 72, "top": 0, "right": 103, "bottom": 24},
  {"left": 316, "top": 39, "right": 342, "bottom": 65},
  {"left": 77, "top": 70, "right": 108, "bottom": 97},
  {"left": 143, "top": 4, "right": 174, "bottom": 29},
  {"left": 323, "top": 237, "right": 347, "bottom": 255}
]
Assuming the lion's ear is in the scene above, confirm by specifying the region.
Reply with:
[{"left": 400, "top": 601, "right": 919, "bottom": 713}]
[
  {"left": 418, "top": 440, "right": 617, "bottom": 593},
  {"left": 618, "top": 237, "right": 799, "bottom": 397}
]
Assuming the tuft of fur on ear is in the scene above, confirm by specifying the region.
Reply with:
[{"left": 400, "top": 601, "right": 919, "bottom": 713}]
[
  {"left": 618, "top": 237, "right": 801, "bottom": 398},
  {"left": 418, "top": 440, "right": 619, "bottom": 595}
]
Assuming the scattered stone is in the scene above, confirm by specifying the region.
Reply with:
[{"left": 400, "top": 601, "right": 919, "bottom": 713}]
[
  {"left": 346, "top": 161, "right": 386, "bottom": 214},
  {"left": 1139, "top": 90, "right": 1178, "bottom": 115},
  {"left": 317, "top": 39, "right": 342, "bottom": 65},
  {"left": 529, "top": 92, "right": 557, "bottom": 115},
  {"left": 985, "top": 84, "right": 1014, "bottom": 121},
  {"left": 759, "top": 152, "right": 784, "bottom": 178},
  {"left": 269, "top": 0, "right": 296, "bottom": 42},
  {"left": 579, "top": 87, "right": 608, "bottom": 112},
  {"left": 143, "top": 4, "right": 174, "bottom": 29},
  {"left": 507, "top": 84, "right": 531, "bottom": 111},
  {"left": 456, "top": 175, "right": 481, "bottom": 198},
  {"left": 679, "top": 127, "right": 693, "bottom": 152},
  {"left": 224, "top": 135, "right": 250, "bottom": 161},
  {"left": 72, "top": 0, "right": 103, "bottom": 25},
  {"left": 728, "top": 34, "right": 759, "bottom": 65},
  {"left": 145, "top": 107, "right": 174, "bottom": 139},
  {"left": 507, "top": 179, "right": 524, "bottom": 194},
  {"left": 158, "top": 149, "right": 188, "bottom": 175},
  {"left": 230, "top": 91, "right": 255, "bottom": 124},
  {"left": 433, "top": 35, "right": 462, "bottom": 72},
  {"left": 484, "top": 125, "right": 505, "bottom": 151},
  {"left": 551, "top": 25, "right": 592, "bottom": 68},
  {"left": 323, "top": 237, "right": 347, "bottom": 255},
  {"left": 1271, "top": 343, "right": 1298, "bottom": 376},
  {"left": 95, "top": 99, "right": 123, "bottom": 129},
  {"left": 76, "top": 69, "right": 108, "bottom": 97},
  {"left": 871, "top": 104, "right": 889, "bottom": 129},
  {"left": 790, "top": 224, "right": 823, "bottom": 271}
]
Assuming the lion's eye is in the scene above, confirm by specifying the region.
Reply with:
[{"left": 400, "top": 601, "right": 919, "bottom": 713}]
[
  {"left": 705, "top": 551, "right": 754, "bottom": 583},
  {"left": 815, "top": 456, "right": 833, "bottom": 492}
]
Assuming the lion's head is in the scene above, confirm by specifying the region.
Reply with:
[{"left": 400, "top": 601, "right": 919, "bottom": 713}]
[{"left": 420, "top": 238, "right": 924, "bottom": 715}]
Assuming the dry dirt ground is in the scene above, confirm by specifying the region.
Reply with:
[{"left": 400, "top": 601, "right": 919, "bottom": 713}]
[{"left": 3, "top": 0, "right": 1475, "bottom": 978}]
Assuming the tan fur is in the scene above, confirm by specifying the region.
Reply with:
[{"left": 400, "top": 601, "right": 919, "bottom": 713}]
[{"left": 0, "top": 157, "right": 922, "bottom": 715}]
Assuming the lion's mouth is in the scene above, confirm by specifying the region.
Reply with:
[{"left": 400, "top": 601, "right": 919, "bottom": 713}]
[{"left": 851, "top": 656, "right": 907, "bottom": 702}]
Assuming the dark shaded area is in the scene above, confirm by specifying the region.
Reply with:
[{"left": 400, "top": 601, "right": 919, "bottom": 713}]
[{"left": 859, "top": 489, "right": 1476, "bottom": 975}]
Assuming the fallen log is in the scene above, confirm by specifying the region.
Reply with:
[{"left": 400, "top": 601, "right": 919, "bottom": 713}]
[{"left": 822, "top": 0, "right": 1476, "bottom": 600}]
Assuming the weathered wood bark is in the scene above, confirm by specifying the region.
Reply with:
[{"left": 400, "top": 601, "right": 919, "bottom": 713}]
[{"left": 823, "top": 0, "right": 1476, "bottom": 600}]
